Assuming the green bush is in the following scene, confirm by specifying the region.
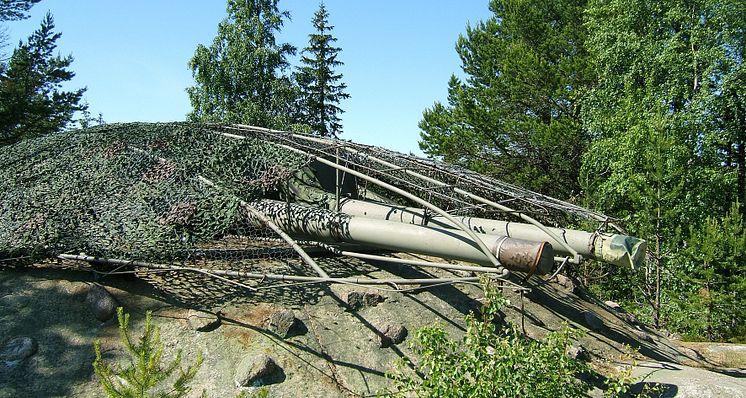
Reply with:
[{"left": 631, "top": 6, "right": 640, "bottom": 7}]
[
  {"left": 93, "top": 307, "right": 204, "bottom": 398},
  {"left": 389, "top": 278, "right": 592, "bottom": 398}
]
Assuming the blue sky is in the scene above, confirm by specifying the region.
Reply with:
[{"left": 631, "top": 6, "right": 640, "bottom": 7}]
[{"left": 4, "top": 1, "right": 493, "bottom": 154}]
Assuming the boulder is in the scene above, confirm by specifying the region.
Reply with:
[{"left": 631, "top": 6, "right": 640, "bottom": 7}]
[
  {"left": 266, "top": 310, "right": 299, "bottom": 338},
  {"left": 0, "top": 337, "right": 37, "bottom": 362},
  {"left": 235, "top": 354, "right": 279, "bottom": 387},
  {"left": 85, "top": 284, "right": 118, "bottom": 322},
  {"left": 346, "top": 291, "right": 386, "bottom": 310},
  {"left": 567, "top": 344, "right": 590, "bottom": 361},
  {"left": 378, "top": 324, "right": 408, "bottom": 348}
]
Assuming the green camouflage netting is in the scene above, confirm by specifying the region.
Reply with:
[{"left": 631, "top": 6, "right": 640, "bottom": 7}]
[
  {"left": 0, "top": 122, "right": 311, "bottom": 262},
  {"left": 1, "top": 121, "right": 634, "bottom": 277}
]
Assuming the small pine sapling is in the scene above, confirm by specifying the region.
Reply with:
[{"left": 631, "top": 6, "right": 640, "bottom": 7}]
[{"left": 93, "top": 307, "right": 204, "bottom": 398}]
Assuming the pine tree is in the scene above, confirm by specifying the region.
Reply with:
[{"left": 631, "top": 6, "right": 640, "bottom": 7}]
[
  {"left": 0, "top": 0, "right": 41, "bottom": 21},
  {"left": 187, "top": 0, "right": 299, "bottom": 129},
  {"left": 680, "top": 203, "right": 746, "bottom": 341},
  {"left": 295, "top": 3, "right": 349, "bottom": 138},
  {"left": 418, "top": 0, "right": 593, "bottom": 198},
  {"left": 1, "top": 0, "right": 41, "bottom": 56},
  {"left": 94, "top": 308, "right": 204, "bottom": 397},
  {"left": 0, "top": 12, "right": 86, "bottom": 145}
]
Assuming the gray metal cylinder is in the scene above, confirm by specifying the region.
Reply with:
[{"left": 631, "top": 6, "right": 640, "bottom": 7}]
[
  {"left": 247, "top": 199, "right": 554, "bottom": 274},
  {"left": 337, "top": 199, "right": 646, "bottom": 268}
]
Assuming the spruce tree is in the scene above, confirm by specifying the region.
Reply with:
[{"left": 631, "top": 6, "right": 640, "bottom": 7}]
[
  {"left": 0, "top": 12, "right": 86, "bottom": 145},
  {"left": 94, "top": 308, "right": 204, "bottom": 397},
  {"left": 295, "top": 3, "right": 349, "bottom": 138},
  {"left": 187, "top": 0, "right": 299, "bottom": 129}
]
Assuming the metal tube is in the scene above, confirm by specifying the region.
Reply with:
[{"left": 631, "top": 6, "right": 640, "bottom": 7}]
[
  {"left": 273, "top": 129, "right": 583, "bottom": 261},
  {"left": 247, "top": 199, "right": 554, "bottom": 275},
  {"left": 56, "top": 254, "right": 480, "bottom": 286},
  {"left": 338, "top": 198, "right": 646, "bottom": 269},
  {"left": 219, "top": 128, "right": 504, "bottom": 270},
  {"left": 197, "top": 175, "right": 330, "bottom": 279}
]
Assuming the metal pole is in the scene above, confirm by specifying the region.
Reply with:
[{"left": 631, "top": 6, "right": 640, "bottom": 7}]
[
  {"left": 247, "top": 199, "right": 554, "bottom": 275},
  {"left": 337, "top": 199, "right": 647, "bottom": 268},
  {"left": 197, "top": 175, "right": 330, "bottom": 279},
  {"left": 217, "top": 130, "right": 505, "bottom": 271},
  {"left": 335, "top": 251, "right": 509, "bottom": 276},
  {"left": 57, "top": 254, "right": 480, "bottom": 286},
  {"left": 335, "top": 145, "right": 341, "bottom": 212},
  {"left": 278, "top": 131, "right": 584, "bottom": 263}
]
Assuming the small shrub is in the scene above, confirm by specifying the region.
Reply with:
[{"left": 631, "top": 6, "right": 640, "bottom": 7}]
[
  {"left": 601, "top": 346, "right": 667, "bottom": 398},
  {"left": 602, "top": 349, "right": 636, "bottom": 398},
  {"left": 93, "top": 307, "right": 204, "bottom": 398},
  {"left": 389, "top": 278, "right": 592, "bottom": 397}
]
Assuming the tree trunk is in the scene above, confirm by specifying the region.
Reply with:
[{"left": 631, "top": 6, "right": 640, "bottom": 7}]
[
  {"left": 655, "top": 234, "right": 661, "bottom": 329},
  {"left": 737, "top": 122, "right": 744, "bottom": 207},
  {"left": 653, "top": 185, "right": 662, "bottom": 329},
  {"left": 706, "top": 279, "right": 714, "bottom": 341}
]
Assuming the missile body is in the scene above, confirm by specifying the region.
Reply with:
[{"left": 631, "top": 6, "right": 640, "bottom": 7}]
[
  {"left": 337, "top": 199, "right": 646, "bottom": 269},
  {"left": 247, "top": 199, "right": 554, "bottom": 275}
]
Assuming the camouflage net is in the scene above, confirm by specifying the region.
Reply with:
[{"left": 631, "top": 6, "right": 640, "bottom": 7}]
[
  {"left": 0, "top": 122, "right": 310, "bottom": 263},
  {"left": 0, "top": 122, "right": 626, "bottom": 300}
]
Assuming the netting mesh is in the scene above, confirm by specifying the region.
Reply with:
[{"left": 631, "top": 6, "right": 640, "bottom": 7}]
[
  {"left": 220, "top": 125, "right": 614, "bottom": 226},
  {"left": 0, "top": 122, "right": 309, "bottom": 263},
  {"left": 0, "top": 122, "right": 620, "bottom": 297}
]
